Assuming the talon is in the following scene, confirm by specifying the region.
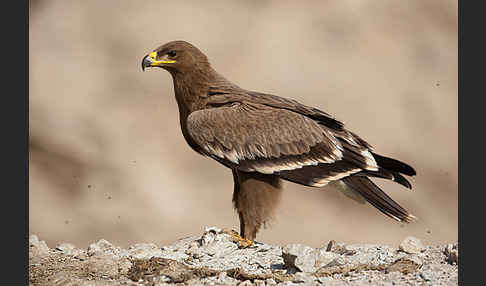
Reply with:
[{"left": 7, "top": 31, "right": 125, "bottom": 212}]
[
  {"left": 223, "top": 229, "right": 254, "bottom": 248},
  {"left": 235, "top": 236, "right": 254, "bottom": 248}
]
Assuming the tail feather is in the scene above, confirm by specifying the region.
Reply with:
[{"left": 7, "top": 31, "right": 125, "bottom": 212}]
[
  {"left": 360, "top": 169, "right": 413, "bottom": 189},
  {"left": 358, "top": 152, "right": 416, "bottom": 189},
  {"left": 392, "top": 172, "right": 412, "bottom": 189},
  {"left": 341, "top": 176, "right": 416, "bottom": 223},
  {"left": 371, "top": 152, "right": 416, "bottom": 176}
]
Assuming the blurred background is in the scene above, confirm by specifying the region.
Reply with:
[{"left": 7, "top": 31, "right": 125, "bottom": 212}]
[{"left": 29, "top": 0, "right": 457, "bottom": 249}]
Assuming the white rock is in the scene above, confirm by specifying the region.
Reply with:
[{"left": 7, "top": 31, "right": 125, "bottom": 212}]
[
  {"left": 56, "top": 242, "right": 76, "bottom": 252},
  {"left": 29, "top": 234, "right": 50, "bottom": 257},
  {"left": 445, "top": 243, "right": 458, "bottom": 264},
  {"left": 128, "top": 243, "right": 163, "bottom": 259},
  {"left": 238, "top": 280, "right": 252, "bottom": 286},
  {"left": 204, "top": 226, "right": 222, "bottom": 234},
  {"left": 399, "top": 236, "right": 425, "bottom": 254},
  {"left": 217, "top": 271, "right": 227, "bottom": 281},
  {"left": 87, "top": 239, "right": 116, "bottom": 256},
  {"left": 254, "top": 279, "right": 265, "bottom": 286},
  {"left": 282, "top": 244, "right": 339, "bottom": 273},
  {"left": 265, "top": 278, "right": 277, "bottom": 286}
]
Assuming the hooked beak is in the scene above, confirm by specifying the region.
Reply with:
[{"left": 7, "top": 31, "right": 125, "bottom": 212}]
[{"left": 141, "top": 52, "right": 176, "bottom": 71}]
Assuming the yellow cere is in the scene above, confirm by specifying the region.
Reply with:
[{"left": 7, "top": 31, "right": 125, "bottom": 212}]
[
  {"left": 148, "top": 51, "right": 158, "bottom": 60},
  {"left": 148, "top": 51, "right": 176, "bottom": 65}
]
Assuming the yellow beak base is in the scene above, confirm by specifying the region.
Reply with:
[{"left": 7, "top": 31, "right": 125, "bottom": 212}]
[{"left": 148, "top": 51, "right": 176, "bottom": 66}]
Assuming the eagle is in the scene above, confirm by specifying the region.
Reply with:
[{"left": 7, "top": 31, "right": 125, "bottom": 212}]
[{"left": 141, "top": 40, "right": 416, "bottom": 246}]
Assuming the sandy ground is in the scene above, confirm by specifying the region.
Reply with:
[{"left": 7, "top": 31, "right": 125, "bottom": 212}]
[{"left": 30, "top": 1, "right": 457, "bottom": 249}]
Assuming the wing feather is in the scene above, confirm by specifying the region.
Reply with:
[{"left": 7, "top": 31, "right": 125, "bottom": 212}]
[
  {"left": 187, "top": 101, "right": 377, "bottom": 185},
  {"left": 187, "top": 102, "right": 342, "bottom": 168}
]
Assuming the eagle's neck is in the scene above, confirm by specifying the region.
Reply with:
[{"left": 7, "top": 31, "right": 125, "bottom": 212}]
[
  {"left": 172, "top": 76, "right": 204, "bottom": 118},
  {"left": 170, "top": 66, "right": 219, "bottom": 153},
  {"left": 171, "top": 65, "right": 223, "bottom": 116}
]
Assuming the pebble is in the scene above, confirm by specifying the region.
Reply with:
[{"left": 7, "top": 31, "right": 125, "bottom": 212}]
[
  {"left": 56, "top": 242, "right": 76, "bottom": 251},
  {"left": 87, "top": 239, "right": 116, "bottom": 256},
  {"left": 217, "top": 271, "right": 227, "bottom": 281},
  {"left": 399, "top": 236, "right": 425, "bottom": 254},
  {"left": 282, "top": 244, "right": 314, "bottom": 272},
  {"left": 127, "top": 243, "right": 163, "bottom": 259},
  {"left": 420, "top": 269, "right": 437, "bottom": 282},
  {"left": 254, "top": 279, "right": 265, "bottom": 286},
  {"left": 55, "top": 242, "right": 88, "bottom": 258},
  {"left": 265, "top": 278, "right": 277, "bottom": 286},
  {"left": 29, "top": 234, "right": 50, "bottom": 257},
  {"left": 293, "top": 272, "right": 316, "bottom": 284},
  {"left": 282, "top": 244, "right": 339, "bottom": 273},
  {"left": 444, "top": 243, "right": 458, "bottom": 264}
]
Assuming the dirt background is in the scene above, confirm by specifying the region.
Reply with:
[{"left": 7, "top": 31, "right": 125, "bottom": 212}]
[{"left": 29, "top": 0, "right": 457, "bottom": 249}]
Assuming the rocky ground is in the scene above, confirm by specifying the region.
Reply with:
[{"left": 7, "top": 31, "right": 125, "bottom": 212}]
[{"left": 29, "top": 227, "right": 458, "bottom": 285}]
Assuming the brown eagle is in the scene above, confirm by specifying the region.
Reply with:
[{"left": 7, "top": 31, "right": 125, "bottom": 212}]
[{"left": 141, "top": 40, "right": 416, "bottom": 245}]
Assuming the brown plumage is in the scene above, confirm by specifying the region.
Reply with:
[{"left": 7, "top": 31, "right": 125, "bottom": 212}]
[{"left": 141, "top": 40, "right": 417, "bottom": 241}]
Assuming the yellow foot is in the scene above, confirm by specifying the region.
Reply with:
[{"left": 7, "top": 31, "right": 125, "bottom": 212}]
[{"left": 223, "top": 229, "right": 254, "bottom": 248}]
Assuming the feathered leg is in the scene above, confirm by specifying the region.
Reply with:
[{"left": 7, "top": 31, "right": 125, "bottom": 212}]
[{"left": 232, "top": 169, "right": 282, "bottom": 241}]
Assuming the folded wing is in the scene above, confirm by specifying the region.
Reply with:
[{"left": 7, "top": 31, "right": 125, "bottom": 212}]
[{"left": 187, "top": 101, "right": 379, "bottom": 185}]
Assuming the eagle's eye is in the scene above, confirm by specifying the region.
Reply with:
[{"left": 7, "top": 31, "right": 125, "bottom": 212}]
[{"left": 167, "top": 50, "right": 177, "bottom": 58}]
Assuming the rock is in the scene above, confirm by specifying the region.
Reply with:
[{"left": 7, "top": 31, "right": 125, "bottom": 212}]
[
  {"left": 282, "top": 244, "right": 339, "bottom": 273},
  {"left": 399, "top": 236, "right": 425, "bottom": 254},
  {"left": 87, "top": 239, "right": 117, "bottom": 257},
  {"left": 29, "top": 234, "right": 40, "bottom": 246},
  {"left": 407, "top": 255, "right": 423, "bottom": 267},
  {"left": 444, "top": 243, "right": 458, "bottom": 264},
  {"left": 201, "top": 229, "right": 217, "bottom": 246},
  {"left": 265, "top": 278, "right": 277, "bottom": 286},
  {"left": 282, "top": 244, "right": 314, "bottom": 272},
  {"left": 186, "top": 229, "right": 238, "bottom": 260},
  {"left": 55, "top": 242, "right": 87, "bottom": 258},
  {"left": 29, "top": 234, "right": 50, "bottom": 257},
  {"left": 327, "top": 241, "right": 357, "bottom": 256},
  {"left": 317, "top": 276, "right": 334, "bottom": 284},
  {"left": 420, "top": 268, "right": 439, "bottom": 282},
  {"left": 217, "top": 271, "right": 227, "bottom": 281},
  {"left": 205, "top": 226, "right": 222, "bottom": 234},
  {"left": 293, "top": 272, "right": 316, "bottom": 284},
  {"left": 127, "top": 243, "right": 163, "bottom": 259},
  {"left": 254, "top": 279, "right": 265, "bottom": 286},
  {"left": 56, "top": 242, "right": 76, "bottom": 251},
  {"left": 74, "top": 252, "right": 89, "bottom": 261},
  {"left": 314, "top": 248, "right": 341, "bottom": 268}
]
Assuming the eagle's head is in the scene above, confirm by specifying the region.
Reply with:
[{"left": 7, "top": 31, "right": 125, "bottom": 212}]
[{"left": 141, "top": 40, "right": 210, "bottom": 75}]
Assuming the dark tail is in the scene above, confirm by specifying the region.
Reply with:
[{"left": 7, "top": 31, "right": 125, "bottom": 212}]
[
  {"left": 359, "top": 153, "right": 416, "bottom": 190},
  {"left": 372, "top": 152, "right": 416, "bottom": 176},
  {"left": 342, "top": 176, "right": 416, "bottom": 223}
]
